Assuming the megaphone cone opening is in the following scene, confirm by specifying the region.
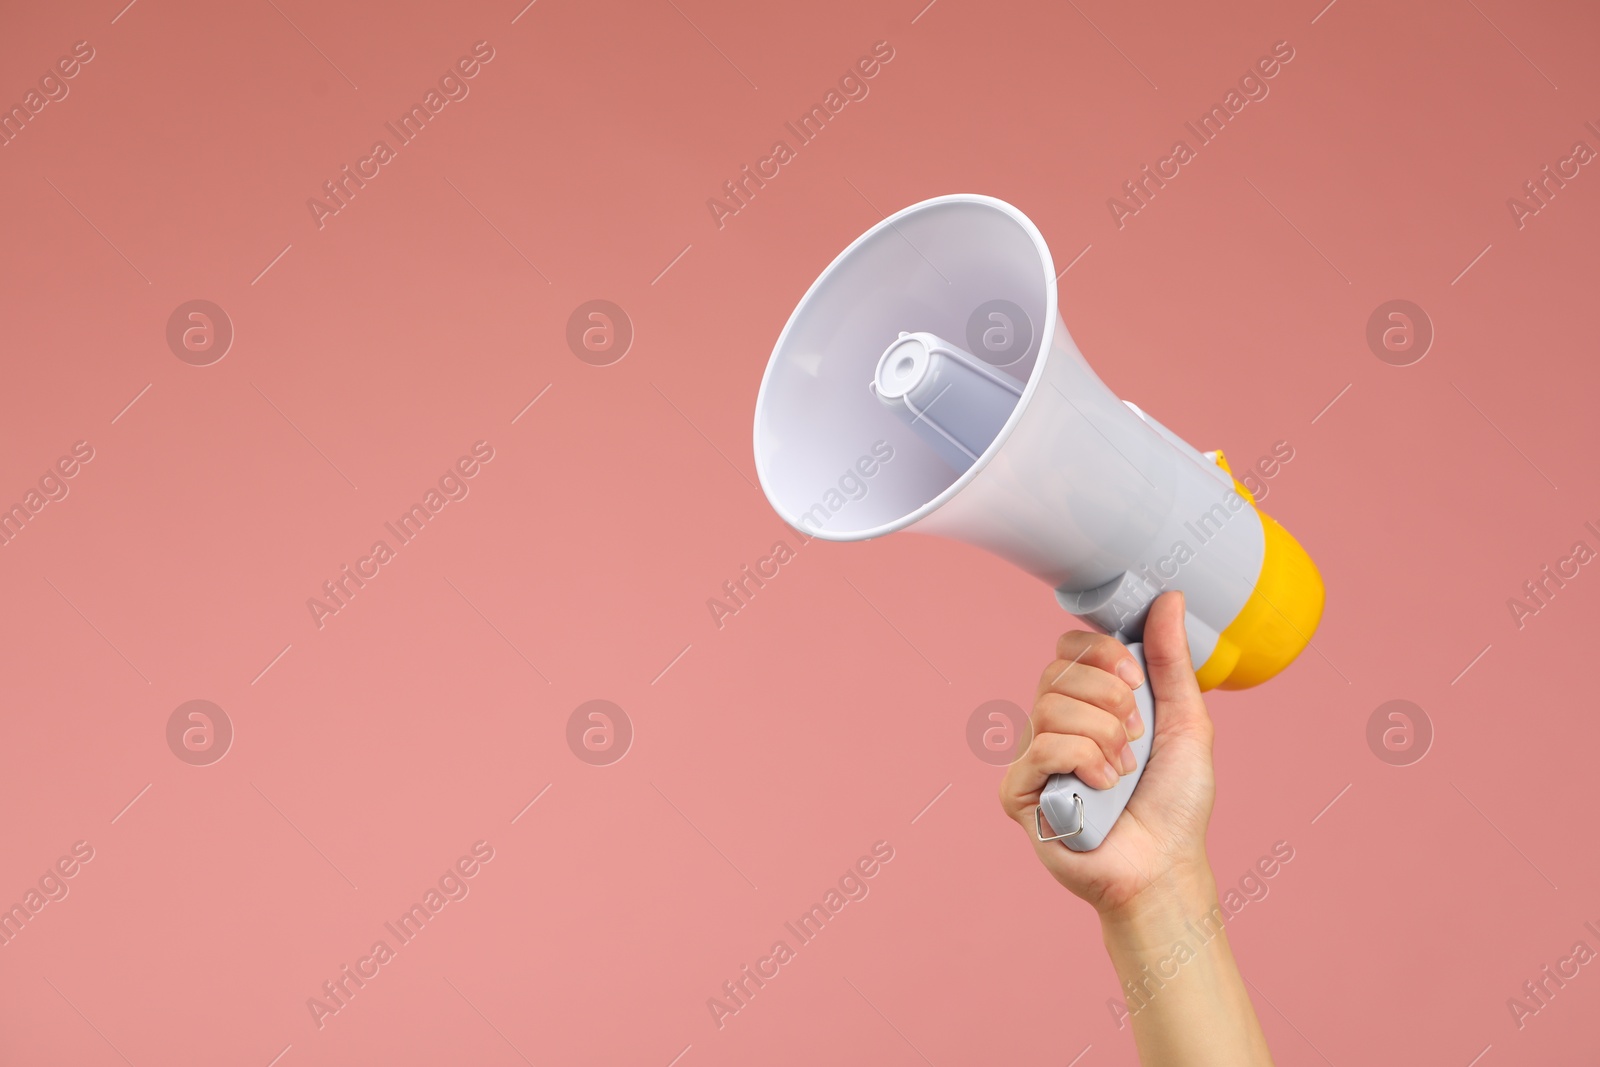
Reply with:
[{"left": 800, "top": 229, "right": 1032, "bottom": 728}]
[{"left": 752, "top": 195, "right": 1058, "bottom": 542}]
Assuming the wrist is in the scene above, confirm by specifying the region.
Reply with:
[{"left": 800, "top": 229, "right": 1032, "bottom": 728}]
[
  {"left": 1097, "top": 858, "right": 1220, "bottom": 951},
  {"left": 1094, "top": 858, "right": 1274, "bottom": 1065}
]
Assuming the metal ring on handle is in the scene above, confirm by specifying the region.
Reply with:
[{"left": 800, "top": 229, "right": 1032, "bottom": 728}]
[{"left": 1035, "top": 794, "right": 1085, "bottom": 843}]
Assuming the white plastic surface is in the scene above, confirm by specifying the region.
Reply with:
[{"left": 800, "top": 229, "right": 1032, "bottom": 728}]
[
  {"left": 750, "top": 194, "right": 1270, "bottom": 849},
  {"left": 751, "top": 196, "right": 1265, "bottom": 658}
]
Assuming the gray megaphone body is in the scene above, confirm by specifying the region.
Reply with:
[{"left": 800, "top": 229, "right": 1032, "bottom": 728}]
[{"left": 751, "top": 195, "right": 1324, "bottom": 851}]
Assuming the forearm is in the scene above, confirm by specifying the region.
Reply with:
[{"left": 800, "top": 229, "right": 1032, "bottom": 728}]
[{"left": 1099, "top": 866, "right": 1273, "bottom": 1067}]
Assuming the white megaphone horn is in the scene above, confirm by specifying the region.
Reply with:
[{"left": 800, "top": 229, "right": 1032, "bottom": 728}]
[{"left": 751, "top": 195, "right": 1325, "bottom": 851}]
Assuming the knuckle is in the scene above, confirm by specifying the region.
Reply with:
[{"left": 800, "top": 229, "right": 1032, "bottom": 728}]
[
  {"left": 1074, "top": 668, "right": 1130, "bottom": 716},
  {"left": 1037, "top": 660, "right": 1065, "bottom": 691},
  {"left": 1091, "top": 712, "right": 1123, "bottom": 749},
  {"left": 1090, "top": 631, "right": 1128, "bottom": 661},
  {"left": 1054, "top": 630, "right": 1090, "bottom": 657},
  {"left": 1026, "top": 723, "right": 1060, "bottom": 757},
  {"left": 1028, "top": 732, "right": 1060, "bottom": 764},
  {"left": 1063, "top": 733, "right": 1100, "bottom": 766},
  {"left": 1081, "top": 630, "right": 1120, "bottom": 655}
]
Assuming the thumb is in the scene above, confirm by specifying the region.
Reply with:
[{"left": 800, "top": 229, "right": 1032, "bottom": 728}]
[{"left": 1141, "top": 591, "right": 1212, "bottom": 738}]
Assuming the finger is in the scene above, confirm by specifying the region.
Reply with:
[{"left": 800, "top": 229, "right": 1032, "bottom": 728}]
[
  {"left": 1030, "top": 694, "right": 1136, "bottom": 774},
  {"left": 1001, "top": 732, "right": 1121, "bottom": 818},
  {"left": 1001, "top": 732, "right": 1113, "bottom": 822},
  {"left": 1142, "top": 591, "right": 1212, "bottom": 738},
  {"left": 1036, "top": 663, "right": 1143, "bottom": 740},
  {"left": 1047, "top": 631, "right": 1146, "bottom": 695}
]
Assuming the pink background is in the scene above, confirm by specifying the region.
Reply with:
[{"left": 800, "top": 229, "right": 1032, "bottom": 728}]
[{"left": 2, "top": 0, "right": 1597, "bottom": 1063}]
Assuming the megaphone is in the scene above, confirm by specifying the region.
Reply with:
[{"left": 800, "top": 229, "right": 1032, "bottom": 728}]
[{"left": 751, "top": 194, "right": 1325, "bottom": 851}]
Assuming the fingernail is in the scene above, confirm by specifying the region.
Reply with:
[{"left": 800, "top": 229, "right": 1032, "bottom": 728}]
[
  {"left": 1116, "top": 657, "right": 1144, "bottom": 690},
  {"left": 1119, "top": 742, "right": 1136, "bottom": 774},
  {"left": 1102, "top": 760, "right": 1120, "bottom": 787}
]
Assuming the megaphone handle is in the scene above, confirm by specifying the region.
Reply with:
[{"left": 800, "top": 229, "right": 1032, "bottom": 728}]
[{"left": 1035, "top": 642, "right": 1156, "bottom": 852}]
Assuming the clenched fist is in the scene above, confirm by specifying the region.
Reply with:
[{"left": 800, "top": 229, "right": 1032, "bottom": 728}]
[{"left": 999, "top": 591, "right": 1218, "bottom": 917}]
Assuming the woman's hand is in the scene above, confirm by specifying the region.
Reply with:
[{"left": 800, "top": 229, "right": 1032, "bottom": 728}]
[
  {"left": 999, "top": 590, "right": 1274, "bottom": 1066},
  {"left": 999, "top": 590, "right": 1216, "bottom": 917}
]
